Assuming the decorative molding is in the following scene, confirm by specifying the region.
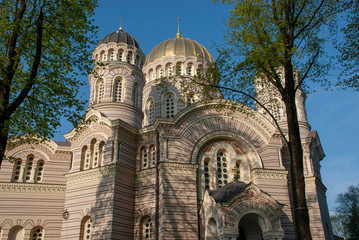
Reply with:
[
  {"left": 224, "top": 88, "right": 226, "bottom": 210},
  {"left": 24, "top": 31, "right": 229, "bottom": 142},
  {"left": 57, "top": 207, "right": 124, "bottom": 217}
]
[
  {"left": 175, "top": 102, "right": 276, "bottom": 143},
  {"left": 305, "top": 176, "right": 327, "bottom": 194},
  {"left": 66, "top": 164, "right": 135, "bottom": 184},
  {"left": 158, "top": 162, "right": 198, "bottom": 175},
  {"left": 190, "top": 131, "right": 262, "bottom": 168},
  {"left": 252, "top": 168, "right": 288, "bottom": 180},
  {"left": 0, "top": 183, "right": 66, "bottom": 194}
]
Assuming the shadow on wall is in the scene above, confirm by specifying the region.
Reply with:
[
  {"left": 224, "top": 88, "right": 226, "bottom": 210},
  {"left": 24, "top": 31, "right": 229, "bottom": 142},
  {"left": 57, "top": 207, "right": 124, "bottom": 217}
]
[
  {"left": 161, "top": 172, "right": 199, "bottom": 239},
  {"left": 91, "top": 167, "right": 116, "bottom": 239}
]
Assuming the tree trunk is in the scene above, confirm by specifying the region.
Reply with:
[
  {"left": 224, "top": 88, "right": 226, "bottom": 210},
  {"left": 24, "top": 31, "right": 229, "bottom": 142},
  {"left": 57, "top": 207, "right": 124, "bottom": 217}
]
[
  {"left": 283, "top": 63, "right": 312, "bottom": 240},
  {"left": 0, "top": 115, "right": 10, "bottom": 168}
]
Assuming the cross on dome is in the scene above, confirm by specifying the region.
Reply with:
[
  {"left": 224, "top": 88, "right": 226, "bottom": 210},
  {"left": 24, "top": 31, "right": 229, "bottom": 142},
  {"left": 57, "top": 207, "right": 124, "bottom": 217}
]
[{"left": 176, "top": 17, "right": 182, "bottom": 39}]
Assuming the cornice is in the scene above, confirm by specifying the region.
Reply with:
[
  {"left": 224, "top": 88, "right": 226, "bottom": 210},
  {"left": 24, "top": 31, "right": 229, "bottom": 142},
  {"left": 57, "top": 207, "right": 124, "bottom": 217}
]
[
  {"left": 158, "top": 162, "right": 198, "bottom": 175},
  {"left": 305, "top": 176, "right": 327, "bottom": 194},
  {"left": 65, "top": 164, "right": 135, "bottom": 184},
  {"left": 135, "top": 168, "right": 157, "bottom": 184},
  {"left": 252, "top": 168, "right": 288, "bottom": 180},
  {"left": 0, "top": 182, "right": 66, "bottom": 195}
]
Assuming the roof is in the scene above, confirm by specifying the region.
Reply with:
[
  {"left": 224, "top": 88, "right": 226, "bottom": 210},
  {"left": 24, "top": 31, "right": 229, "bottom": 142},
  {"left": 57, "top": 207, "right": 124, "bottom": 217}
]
[
  {"left": 98, "top": 29, "right": 140, "bottom": 49},
  {"left": 144, "top": 37, "right": 214, "bottom": 66},
  {"left": 209, "top": 180, "right": 248, "bottom": 203}
]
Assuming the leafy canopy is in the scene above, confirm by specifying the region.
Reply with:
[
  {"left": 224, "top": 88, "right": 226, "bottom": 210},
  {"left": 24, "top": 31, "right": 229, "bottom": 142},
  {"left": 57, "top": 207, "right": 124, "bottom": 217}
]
[
  {"left": 334, "top": 184, "right": 359, "bottom": 239},
  {"left": 214, "top": 0, "right": 347, "bottom": 102},
  {"left": 0, "top": 0, "right": 98, "bottom": 140}
]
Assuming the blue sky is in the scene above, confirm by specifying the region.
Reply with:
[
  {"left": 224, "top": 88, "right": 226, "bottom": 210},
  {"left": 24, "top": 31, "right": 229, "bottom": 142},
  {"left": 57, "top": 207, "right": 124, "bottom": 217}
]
[{"left": 55, "top": 0, "right": 358, "bottom": 213}]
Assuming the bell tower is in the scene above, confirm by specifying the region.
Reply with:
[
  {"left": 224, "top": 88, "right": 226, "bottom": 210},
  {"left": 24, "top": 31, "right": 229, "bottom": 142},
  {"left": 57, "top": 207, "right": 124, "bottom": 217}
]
[{"left": 89, "top": 27, "right": 146, "bottom": 128}]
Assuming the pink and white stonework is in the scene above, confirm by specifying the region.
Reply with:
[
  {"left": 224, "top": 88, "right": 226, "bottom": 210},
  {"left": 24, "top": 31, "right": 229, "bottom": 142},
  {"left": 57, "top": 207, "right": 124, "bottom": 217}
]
[{"left": 0, "top": 28, "right": 333, "bottom": 240}]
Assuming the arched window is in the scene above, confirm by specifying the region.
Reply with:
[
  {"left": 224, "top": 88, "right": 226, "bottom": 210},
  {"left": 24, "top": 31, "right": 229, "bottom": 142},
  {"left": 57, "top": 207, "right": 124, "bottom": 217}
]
[
  {"left": 235, "top": 160, "right": 241, "bottom": 179},
  {"left": 109, "top": 49, "right": 114, "bottom": 61},
  {"left": 146, "top": 99, "right": 155, "bottom": 126},
  {"left": 149, "top": 145, "right": 156, "bottom": 167},
  {"left": 12, "top": 159, "right": 22, "bottom": 182},
  {"left": 8, "top": 226, "right": 24, "bottom": 240},
  {"left": 30, "top": 226, "right": 44, "bottom": 240},
  {"left": 186, "top": 64, "right": 193, "bottom": 76},
  {"left": 80, "top": 216, "right": 92, "bottom": 240},
  {"left": 99, "top": 141, "right": 105, "bottom": 167},
  {"left": 132, "top": 82, "right": 140, "bottom": 107},
  {"left": 271, "top": 99, "right": 282, "bottom": 121},
  {"left": 157, "top": 67, "right": 164, "bottom": 78},
  {"left": 148, "top": 69, "right": 154, "bottom": 81},
  {"left": 141, "top": 216, "right": 153, "bottom": 239},
  {"left": 127, "top": 52, "right": 132, "bottom": 63},
  {"left": 90, "top": 139, "right": 97, "bottom": 168},
  {"left": 141, "top": 147, "right": 148, "bottom": 169},
  {"left": 100, "top": 50, "right": 106, "bottom": 62},
  {"left": 175, "top": 63, "right": 183, "bottom": 75},
  {"left": 117, "top": 50, "right": 123, "bottom": 61},
  {"left": 204, "top": 158, "right": 210, "bottom": 189},
  {"left": 163, "top": 92, "right": 175, "bottom": 118},
  {"left": 167, "top": 65, "right": 173, "bottom": 76},
  {"left": 135, "top": 55, "right": 140, "bottom": 66},
  {"left": 113, "top": 76, "right": 122, "bottom": 102},
  {"left": 97, "top": 80, "right": 104, "bottom": 103},
  {"left": 216, "top": 150, "right": 229, "bottom": 187},
  {"left": 82, "top": 145, "right": 90, "bottom": 170},
  {"left": 34, "top": 160, "right": 45, "bottom": 182},
  {"left": 24, "top": 155, "right": 34, "bottom": 182},
  {"left": 196, "top": 64, "right": 203, "bottom": 76}
]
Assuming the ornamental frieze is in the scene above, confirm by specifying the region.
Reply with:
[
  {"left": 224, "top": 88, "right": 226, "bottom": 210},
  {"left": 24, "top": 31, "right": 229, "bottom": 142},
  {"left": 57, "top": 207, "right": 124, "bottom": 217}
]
[
  {"left": 175, "top": 104, "right": 275, "bottom": 142},
  {"left": 0, "top": 183, "right": 66, "bottom": 195},
  {"left": 252, "top": 168, "right": 288, "bottom": 180},
  {"left": 158, "top": 163, "right": 198, "bottom": 175},
  {"left": 66, "top": 164, "right": 135, "bottom": 184},
  {"left": 135, "top": 168, "right": 157, "bottom": 184},
  {"left": 190, "top": 131, "right": 262, "bottom": 168},
  {"left": 6, "top": 143, "right": 56, "bottom": 161},
  {"left": 69, "top": 124, "right": 112, "bottom": 147}
]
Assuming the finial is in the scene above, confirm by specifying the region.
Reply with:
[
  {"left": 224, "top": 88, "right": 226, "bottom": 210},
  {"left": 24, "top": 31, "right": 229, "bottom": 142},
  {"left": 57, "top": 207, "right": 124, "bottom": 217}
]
[
  {"left": 176, "top": 17, "right": 182, "bottom": 39},
  {"left": 119, "top": 18, "right": 123, "bottom": 31}
]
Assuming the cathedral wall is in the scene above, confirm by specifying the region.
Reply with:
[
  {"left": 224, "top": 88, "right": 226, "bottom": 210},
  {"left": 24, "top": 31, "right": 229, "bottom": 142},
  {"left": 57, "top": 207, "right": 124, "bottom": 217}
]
[
  {"left": 112, "top": 166, "right": 136, "bottom": 239},
  {"left": 0, "top": 186, "right": 65, "bottom": 239},
  {"left": 118, "top": 140, "right": 137, "bottom": 170},
  {"left": 158, "top": 163, "right": 198, "bottom": 240},
  {"left": 305, "top": 177, "right": 333, "bottom": 240},
  {"left": 134, "top": 168, "right": 157, "bottom": 239},
  {"left": 62, "top": 167, "right": 116, "bottom": 239},
  {"left": 252, "top": 169, "right": 295, "bottom": 239},
  {"left": 257, "top": 145, "right": 283, "bottom": 169}
]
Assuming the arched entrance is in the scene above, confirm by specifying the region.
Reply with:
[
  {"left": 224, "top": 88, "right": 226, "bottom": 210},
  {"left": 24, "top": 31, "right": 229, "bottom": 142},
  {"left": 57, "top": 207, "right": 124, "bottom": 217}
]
[{"left": 237, "top": 213, "right": 264, "bottom": 240}]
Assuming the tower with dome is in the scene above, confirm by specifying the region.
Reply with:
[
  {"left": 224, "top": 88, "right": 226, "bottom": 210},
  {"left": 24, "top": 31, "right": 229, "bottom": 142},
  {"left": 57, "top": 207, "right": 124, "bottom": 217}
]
[{"left": 0, "top": 26, "right": 333, "bottom": 240}]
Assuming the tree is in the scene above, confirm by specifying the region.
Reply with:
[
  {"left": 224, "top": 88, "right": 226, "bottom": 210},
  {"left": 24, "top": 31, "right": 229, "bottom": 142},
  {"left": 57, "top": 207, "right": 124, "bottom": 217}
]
[
  {"left": 337, "top": 0, "right": 359, "bottom": 90},
  {"left": 0, "top": 0, "right": 98, "bottom": 166},
  {"left": 333, "top": 184, "right": 359, "bottom": 239},
  {"left": 195, "top": 0, "right": 351, "bottom": 239},
  {"left": 331, "top": 213, "right": 349, "bottom": 239}
]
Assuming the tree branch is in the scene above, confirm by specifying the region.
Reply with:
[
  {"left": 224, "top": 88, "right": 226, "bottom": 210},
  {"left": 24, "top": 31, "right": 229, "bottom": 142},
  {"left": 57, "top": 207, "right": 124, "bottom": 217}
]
[{"left": 7, "top": 7, "right": 44, "bottom": 116}]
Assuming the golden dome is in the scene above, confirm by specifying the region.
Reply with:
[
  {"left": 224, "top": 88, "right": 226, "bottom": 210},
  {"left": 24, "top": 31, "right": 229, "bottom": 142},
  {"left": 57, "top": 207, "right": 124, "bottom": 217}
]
[{"left": 144, "top": 37, "right": 214, "bottom": 66}]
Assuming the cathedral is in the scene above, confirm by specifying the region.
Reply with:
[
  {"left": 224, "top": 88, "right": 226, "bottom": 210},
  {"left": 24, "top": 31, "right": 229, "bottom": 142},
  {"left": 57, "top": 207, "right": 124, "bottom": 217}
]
[{"left": 0, "top": 26, "right": 333, "bottom": 240}]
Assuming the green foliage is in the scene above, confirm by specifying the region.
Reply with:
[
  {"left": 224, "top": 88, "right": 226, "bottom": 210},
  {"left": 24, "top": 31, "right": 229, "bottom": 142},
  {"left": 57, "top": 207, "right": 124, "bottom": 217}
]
[
  {"left": 334, "top": 184, "right": 359, "bottom": 239},
  {"left": 0, "top": 0, "right": 98, "bottom": 141},
  {"left": 214, "top": 0, "right": 349, "bottom": 99},
  {"left": 337, "top": 0, "right": 359, "bottom": 90}
]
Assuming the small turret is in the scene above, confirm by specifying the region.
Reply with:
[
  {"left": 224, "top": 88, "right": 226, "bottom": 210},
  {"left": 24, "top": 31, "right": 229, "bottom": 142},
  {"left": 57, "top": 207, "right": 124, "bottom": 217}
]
[
  {"left": 88, "top": 27, "right": 146, "bottom": 128},
  {"left": 255, "top": 69, "right": 310, "bottom": 136}
]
